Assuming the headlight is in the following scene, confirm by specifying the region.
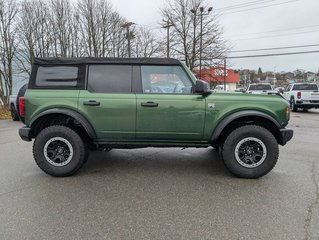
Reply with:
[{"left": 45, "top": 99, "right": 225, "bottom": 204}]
[{"left": 285, "top": 106, "right": 290, "bottom": 121}]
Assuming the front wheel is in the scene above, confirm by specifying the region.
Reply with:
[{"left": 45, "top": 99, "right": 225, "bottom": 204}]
[
  {"left": 221, "top": 125, "right": 279, "bottom": 178},
  {"left": 33, "top": 125, "right": 89, "bottom": 177}
]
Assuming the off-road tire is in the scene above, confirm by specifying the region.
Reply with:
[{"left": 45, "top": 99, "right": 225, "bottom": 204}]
[
  {"left": 33, "top": 125, "right": 89, "bottom": 177},
  {"left": 16, "top": 84, "right": 28, "bottom": 122},
  {"left": 10, "top": 104, "right": 19, "bottom": 121},
  {"left": 221, "top": 125, "right": 279, "bottom": 178}
]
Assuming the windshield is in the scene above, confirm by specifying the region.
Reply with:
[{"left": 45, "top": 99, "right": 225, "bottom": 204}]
[
  {"left": 249, "top": 85, "right": 272, "bottom": 91},
  {"left": 292, "top": 84, "right": 318, "bottom": 91}
]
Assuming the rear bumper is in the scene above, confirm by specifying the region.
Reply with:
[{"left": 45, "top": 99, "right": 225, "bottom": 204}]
[
  {"left": 295, "top": 103, "right": 319, "bottom": 109},
  {"left": 296, "top": 100, "right": 319, "bottom": 107},
  {"left": 279, "top": 128, "right": 293, "bottom": 145},
  {"left": 19, "top": 127, "right": 32, "bottom": 142}
]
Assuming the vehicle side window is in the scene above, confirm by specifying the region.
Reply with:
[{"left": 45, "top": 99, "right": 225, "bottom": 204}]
[
  {"left": 35, "top": 66, "right": 82, "bottom": 88},
  {"left": 88, "top": 65, "right": 132, "bottom": 93},
  {"left": 286, "top": 85, "right": 291, "bottom": 91},
  {"left": 141, "top": 66, "right": 193, "bottom": 94}
]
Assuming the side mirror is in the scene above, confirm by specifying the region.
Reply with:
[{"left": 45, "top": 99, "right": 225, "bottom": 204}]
[{"left": 195, "top": 80, "right": 210, "bottom": 94}]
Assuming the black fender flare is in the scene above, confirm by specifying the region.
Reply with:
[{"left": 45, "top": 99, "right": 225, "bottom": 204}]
[
  {"left": 211, "top": 110, "right": 281, "bottom": 142},
  {"left": 30, "top": 108, "right": 97, "bottom": 139}
]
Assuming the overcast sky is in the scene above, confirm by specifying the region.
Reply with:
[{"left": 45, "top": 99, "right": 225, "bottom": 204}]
[{"left": 108, "top": 0, "right": 319, "bottom": 73}]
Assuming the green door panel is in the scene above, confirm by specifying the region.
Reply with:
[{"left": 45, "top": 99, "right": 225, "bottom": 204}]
[
  {"left": 136, "top": 94, "right": 206, "bottom": 141},
  {"left": 78, "top": 91, "right": 136, "bottom": 140}
]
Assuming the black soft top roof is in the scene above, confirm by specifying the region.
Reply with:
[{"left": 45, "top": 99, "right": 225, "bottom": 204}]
[{"left": 34, "top": 57, "right": 181, "bottom": 66}]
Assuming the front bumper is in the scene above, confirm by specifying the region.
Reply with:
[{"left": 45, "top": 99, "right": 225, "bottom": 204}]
[
  {"left": 279, "top": 128, "right": 293, "bottom": 145},
  {"left": 19, "top": 127, "right": 32, "bottom": 142}
]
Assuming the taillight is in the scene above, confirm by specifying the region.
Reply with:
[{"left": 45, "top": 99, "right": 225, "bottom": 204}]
[
  {"left": 297, "top": 91, "right": 301, "bottom": 99},
  {"left": 19, "top": 97, "right": 25, "bottom": 117}
]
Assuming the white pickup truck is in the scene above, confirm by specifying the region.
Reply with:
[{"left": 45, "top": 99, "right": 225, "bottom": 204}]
[
  {"left": 246, "top": 84, "right": 278, "bottom": 95},
  {"left": 282, "top": 83, "right": 319, "bottom": 112}
]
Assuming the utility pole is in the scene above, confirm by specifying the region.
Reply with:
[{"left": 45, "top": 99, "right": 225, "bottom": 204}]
[
  {"left": 162, "top": 19, "right": 174, "bottom": 58},
  {"left": 121, "top": 22, "right": 135, "bottom": 58},
  {"left": 223, "top": 58, "right": 227, "bottom": 91},
  {"left": 200, "top": 8, "right": 203, "bottom": 78},
  {"left": 190, "top": 7, "right": 213, "bottom": 78}
]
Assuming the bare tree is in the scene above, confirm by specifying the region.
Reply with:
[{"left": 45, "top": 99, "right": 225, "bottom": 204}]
[
  {"left": 78, "top": 0, "right": 124, "bottom": 57},
  {"left": 161, "top": 0, "right": 226, "bottom": 70},
  {"left": 1, "top": 0, "right": 223, "bottom": 106},
  {"left": 49, "top": 0, "right": 74, "bottom": 57},
  {"left": 16, "top": 0, "right": 53, "bottom": 76},
  {"left": 109, "top": 12, "right": 128, "bottom": 57},
  {"left": 69, "top": 12, "right": 86, "bottom": 57},
  {"left": 0, "top": 0, "right": 18, "bottom": 106},
  {"left": 132, "top": 27, "right": 163, "bottom": 58}
]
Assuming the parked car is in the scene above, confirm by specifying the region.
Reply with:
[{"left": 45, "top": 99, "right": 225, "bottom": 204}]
[
  {"left": 282, "top": 83, "right": 319, "bottom": 112},
  {"left": 9, "top": 95, "right": 19, "bottom": 121},
  {"left": 246, "top": 84, "right": 278, "bottom": 95},
  {"left": 234, "top": 88, "right": 245, "bottom": 93},
  {"left": 275, "top": 87, "right": 285, "bottom": 94},
  {"left": 18, "top": 57, "right": 293, "bottom": 178},
  {"left": 9, "top": 84, "right": 28, "bottom": 121}
]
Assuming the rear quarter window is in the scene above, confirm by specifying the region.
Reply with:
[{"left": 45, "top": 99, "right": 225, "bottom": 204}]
[{"left": 33, "top": 65, "right": 85, "bottom": 89}]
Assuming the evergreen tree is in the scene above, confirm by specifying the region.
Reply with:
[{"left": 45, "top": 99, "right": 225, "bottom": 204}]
[{"left": 257, "top": 67, "right": 262, "bottom": 78}]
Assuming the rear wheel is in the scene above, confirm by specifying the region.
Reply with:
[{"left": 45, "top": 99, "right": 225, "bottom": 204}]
[
  {"left": 33, "top": 125, "right": 89, "bottom": 177},
  {"left": 221, "top": 125, "right": 279, "bottom": 178},
  {"left": 290, "top": 97, "right": 298, "bottom": 112}
]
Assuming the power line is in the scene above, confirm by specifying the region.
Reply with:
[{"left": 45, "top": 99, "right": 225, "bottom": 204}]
[
  {"left": 233, "top": 29, "right": 319, "bottom": 41},
  {"left": 227, "top": 50, "right": 319, "bottom": 59},
  {"left": 229, "top": 44, "right": 319, "bottom": 53},
  {"left": 216, "top": 0, "right": 279, "bottom": 11},
  {"left": 225, "top": 24, "right": 319, "bottom": 38},
  {"left": 220, "top": 0, "right": 300, "bottom": 15}
]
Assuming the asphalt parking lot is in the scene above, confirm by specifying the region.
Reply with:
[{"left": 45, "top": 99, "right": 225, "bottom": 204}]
[{"left": 0, "top": 110, "right": 318, "bottom": 240}]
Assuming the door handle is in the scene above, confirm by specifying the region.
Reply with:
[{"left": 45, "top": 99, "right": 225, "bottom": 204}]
[
  {"left": 83, "top": 100, "right": 100, "bottom": 106},
  {"left": 141, "top": 101, "right": 159, "bottom": 107}
]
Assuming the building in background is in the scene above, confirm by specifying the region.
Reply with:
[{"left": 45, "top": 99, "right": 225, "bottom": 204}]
[{"left": 194, "top": 67, "right": 240, "bottom": 91}]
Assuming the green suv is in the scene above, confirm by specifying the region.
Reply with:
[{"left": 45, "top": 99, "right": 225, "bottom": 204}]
[{"left": 18, "top": 57, "right": 293, "bottom": 178}]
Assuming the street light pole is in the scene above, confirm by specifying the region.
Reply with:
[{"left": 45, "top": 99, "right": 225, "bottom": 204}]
[
  {"left": 190, "top": 7, "right": 213, "bottom": 79},
  {"left": 162, "top": 19, "right": 174, "bottom": 58}
]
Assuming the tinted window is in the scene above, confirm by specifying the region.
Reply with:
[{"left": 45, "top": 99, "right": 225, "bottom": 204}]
[
  {"left": 292, "top": 84, "right": 318, "bottom": 91},
  {"left": 141, "top": 66, "right": 193, "bottom": 94},
  {"left": 35, "top": 66, "right": 79, "bottom": 87},
  {"left": 88, "top": 65, "right": 132, "bottom": 93},
  {"left": 249, "top": 85, "right": 272, "bottom": 91}
]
